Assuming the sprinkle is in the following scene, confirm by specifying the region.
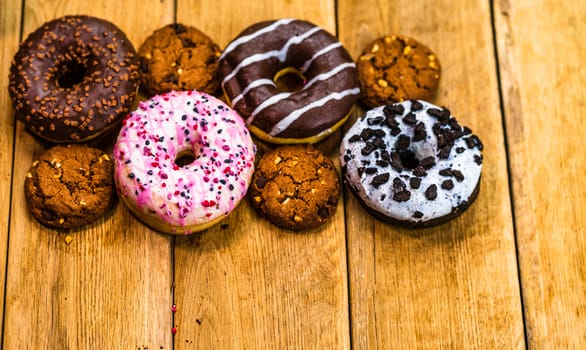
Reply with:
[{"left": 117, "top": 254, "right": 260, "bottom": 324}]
[{"left": 171, "top": 304, "right": 177, "bottom": 312}]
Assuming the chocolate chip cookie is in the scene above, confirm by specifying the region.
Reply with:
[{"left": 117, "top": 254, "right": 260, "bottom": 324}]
[
  {"left": 357, "top": 35, "right": 441, "bottom": 108},
  {"left": 249, "top": 144, "right": 340, "bottom": 231},
  {"left": 138, "top": 23, "right": 222, "bottom": 96},
  {"left": 24, "top": 144, "right": 115, "bottom": 229}
]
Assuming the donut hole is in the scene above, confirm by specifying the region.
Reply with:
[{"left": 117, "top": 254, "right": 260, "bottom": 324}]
[
  {"left": 56, "top": 60, "right": 87, "bottom": 88},
  {"left": 174, "top": 148, "right": 197, "bottom": 167},
  {"left": 274, "top": 67, "right": 306, "bottom": 92},
  {"left": 399, "top": 149, "right": 420, "bottom": 170}
]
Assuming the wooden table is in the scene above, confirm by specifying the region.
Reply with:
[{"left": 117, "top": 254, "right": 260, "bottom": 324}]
[{"left": 1, "top": 0, "right": 584, "bottom": 348}]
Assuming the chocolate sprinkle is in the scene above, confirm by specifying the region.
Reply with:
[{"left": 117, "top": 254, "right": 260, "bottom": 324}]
[{"left": 412, "top": 211, "right": 424, "bottom": 219}]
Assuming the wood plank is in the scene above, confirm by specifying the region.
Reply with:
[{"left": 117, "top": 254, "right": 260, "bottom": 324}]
[
  {"left": 3, "top": 1, "right": 175, "bottom": 348},
  {"left": 338, "top": 0, "right": 525, "bottom": 348},
  {"left": 0, "top": 0, "right": 22, "bottom": 338},
  {"left": 494, "top": 1, "right": 586, "bottom": 348},
  {"left": 172, "top": 1, "right": 351, "bottom": 348}
]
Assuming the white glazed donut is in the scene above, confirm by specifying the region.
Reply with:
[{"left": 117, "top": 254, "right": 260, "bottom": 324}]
[
  {"left": 340, "top": 100, "right": 483, "bottom": 227},
  {"left": 114, "top": 90, "right": 256, "bottom": 234}
]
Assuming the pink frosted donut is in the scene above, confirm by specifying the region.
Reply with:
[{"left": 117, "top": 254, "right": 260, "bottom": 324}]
[{"left": 113, "top": 90, "right": 256, "bottom": 234}]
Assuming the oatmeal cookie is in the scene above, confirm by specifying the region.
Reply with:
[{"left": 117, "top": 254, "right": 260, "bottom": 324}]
[
  {"left": 357, "top": 35, "right": 441, "bottom": 108},
  {"left": 138, "top": 23, "right": 221, "bottom": 96}
]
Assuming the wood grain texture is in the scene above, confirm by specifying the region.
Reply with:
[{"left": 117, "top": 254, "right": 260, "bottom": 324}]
[
  {"left": 3, "top": 1, "right": 175, "bottom": 348},
  {"left": 0, "top": 0, "right": 22, "bottom": 338},
  {"left": 494, "top": 0, "right": 586, "bottom": 348},
  {"left": 172, "top": 1, "right": 350, "bottom": 348},
  {"left": 338, "top": 0, "right": 525, "bottom": 348}
]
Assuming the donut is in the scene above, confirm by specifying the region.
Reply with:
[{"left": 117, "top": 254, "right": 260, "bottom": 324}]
[
  {"left": 249, "top": 144, "right": 340, "bottom": 231},
  {"left": 138, "top": 23, "right": 222, "bottom": 96},
  {"left": 25, "top": 144, "right": 115, "bottom": 229},
  {"left": 357, "top": 35, "right": 441, "bottom": 108},
  {"left": 8, "top": 15, "right": 139, "bottom": 142},
  {"left": 340, "top": 100, "right": 483, "bottom": 228},
  {"left": 113, "top": 90, "right": 256, "bottom": 234},
  {"left": 218, "top": 18, "right": 360, "bottom": 144}
]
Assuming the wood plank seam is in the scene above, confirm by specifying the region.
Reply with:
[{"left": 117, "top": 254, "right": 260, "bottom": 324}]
[
  {"left": 489, "top": 1, "right": 529, "bottom": 348},
  {"left": 1, "top": 0, "right": 24, "bottom": 346}
]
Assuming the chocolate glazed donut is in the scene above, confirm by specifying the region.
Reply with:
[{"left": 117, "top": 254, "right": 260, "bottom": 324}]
[
  {"left": 9, "top": 15, "right": 139, "bottom": 142},
  {"left": 219, "top": 19, "right": 360, "bottom": 144}
]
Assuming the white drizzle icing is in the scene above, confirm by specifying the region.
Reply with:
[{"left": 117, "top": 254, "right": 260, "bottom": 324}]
[
  {"left": 300, "top": 42, "right": 342, "bottom": 73},
  {"left": 231, "top": 78, "right": 275, "bottom": 106},
  {"left": 219, "top": 18, "right": 295, "bottom": 61},
  {"left": 221, "top": 26, "right": 322, "bottom": 88},
  {"left": 269, "top": 87, "right": 360, "bottom": 136}
]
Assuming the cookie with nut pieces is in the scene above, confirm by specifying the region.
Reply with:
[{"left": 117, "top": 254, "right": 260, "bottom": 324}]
[
  {"left": 357, "top": 35, "right": 441, "bottom": 108},
  {"left": 24, "top": 144, "right": 115, "bottom": 229},
  {"left": 138, "top": 23, "right": 222, "bottom": 96},
  {"left": 249, "top": 144, "right": 340, "bottom": 231}
]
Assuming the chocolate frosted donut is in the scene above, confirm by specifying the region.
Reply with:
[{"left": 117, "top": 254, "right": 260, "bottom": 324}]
[
  {"left": 340, "top": 100, "right": 483, "bottom": 228},
  {"left": 219, "top": 19, "right": 360, "bottom": 144},
  {"left": 9, "top": 15, "right": 139, "bottom": 142}
]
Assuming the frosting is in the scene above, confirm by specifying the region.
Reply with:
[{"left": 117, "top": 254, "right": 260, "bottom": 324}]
[
  {"left": 114, "top": 90, "right": 256, "bottom": 233},
  {"left": 219, "top": 19, "right": 359, "bottom": 140},
  {"left": 340, "top": 100, "right": 483, "bottom": 225}
]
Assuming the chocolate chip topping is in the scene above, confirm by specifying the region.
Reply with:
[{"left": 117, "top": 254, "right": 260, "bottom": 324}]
[
  {"left": 255, "top": 175, "right": 268, "bottom": 189},
  {"left": 441, "top": 179, "right": 454, "bottom": 190},
  {"left": 348, "top": 134, "right": 361, "bottom": 142},
  {"left": 409, "top": 177, "right": 421, "bottom": 189},
  {"left": 410, "top": 100, "right": 424, "bottom": 111},
  {"left": 392, "top": 177, "right": 411, "bottom": 202},
  {"left": 8, "top": 15, "right": 140, "bottom": 142},
  {"left": 452, "top": 169, "right": 465, "bottom": 182},
  {"left": 384, "top": 103, "right": 405, "bottom": 117},
  {"left": 419, "top": 156, "right": 436, "bottom": 169},
  {"left": 395, "top": 134, "right": 410, "bottom": 150},
  {"left": 367, "top": 116, "right": 384, "bottom": 125},
  {"left": 393, "top": 190, "right": 411, "bottom": 202},
  {"left": 412, "top": 211, "right": 424, "bottom": 219},
  {"left": 371, "top": 173, "right": 390, "bottom": 188},
  {"left": 412, "top": 122, "right": 427, "bottom": 141},
  {"left": 425, "top": 184, "right": 438, "bottom": 200},
  {"left": 402, "top": 112, "right": 417, "bottom": 125}
]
